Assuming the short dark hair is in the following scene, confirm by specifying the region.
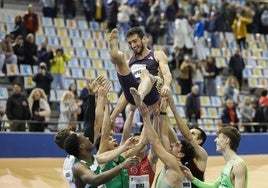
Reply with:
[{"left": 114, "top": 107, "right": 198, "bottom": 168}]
[
  {"left": 218, "top": 126, "right": 241, "bottom": 152},
  {"left": 54, "top": 128, "right": 71, "bottom": 150},
  {"left": 126, "top": 27, "right": 146, "bottom": 40},
  {"left": 193, "top": 127, "right": 207, "bottom": 146},
  {"left": 181, "top": 139, "right": 195, "bottom": 164},
  {"left": 64, "top": 133, "right": 80, "bottom": 157}
]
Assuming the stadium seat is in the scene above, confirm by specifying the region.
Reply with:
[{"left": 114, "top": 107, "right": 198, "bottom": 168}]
[
  {"left": 200, "top": 96, "right": 211, "bottom": 107},
  {"left": 68, "top": 58, "right": 80, "bottom": 68},
  {"left": 66, "top": 19, "right": 77, "bottom": 28},
  {"left": 71, "top": 68, "right": 84, "bottom": 79},
  {"left": 0, "top": 87, "right": 8, "bottom": 100},
  {"left": 78, "top": 20, "right": 89, "bottom": 30},
  {"left": 44, "top": 27, "right": 56, "bottom": 36},
  {"left": 72, "top": 38, "right": 84, "bottom": 48},
  {"left": 24, "top": 76, "right": 36, "bottom": 89},
  {"left": 81, "top": 30, "right": 92, "bottom": 40},
  {"left": 69, "top": 28, "right": 80, "bottom": 38},
  {"left": 41, "top": 17, "right": 53, "bottom": 27},
  {"left": 177, "top": 95, "right": 186, "bottom": 106},
  {"left": 20, "top": 64, "right": 33, "bottom": 76},
  {"left": 6, "top": 64, "right": 19, "bottom": 76},
  {"left": 84, "top": 69, "right": 96, "bottom": 78},
  {"left": 54, "top": 18, "right": 65, "bottom": 27},
  {"left": 57, "top": 28, "right": 68, "bottom": 37},
  {"left": 89, "top": 21, "right": 100, "bottom": 30},
  {"left": 88, "top": 49, "right": 99, "bottom": 59},
  {"left": 76, "top": 79, "right": 87, "bottom": 91},
  {"left": 99, "top": 49, "right": 110, "bottom": 60},
  {"left": 92, "top": 59, "right": 103, "bottom": 69},
  {"left": 175, "top": 106, "right": 186, "bottom": 118},
  {"left": 80, "top": 58, "right": 92, "bottom": 68}
]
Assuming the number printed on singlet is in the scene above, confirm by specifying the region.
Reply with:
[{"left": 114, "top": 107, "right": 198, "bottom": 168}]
[
  {"left": 130, "top": 64, "right": 147, "bottom": 78},
  {"left": 182, "top": 177, "right": 192, "bottom": 188},
  {"left": 129, "top": 174, "right": 150, "bottom": 188}
]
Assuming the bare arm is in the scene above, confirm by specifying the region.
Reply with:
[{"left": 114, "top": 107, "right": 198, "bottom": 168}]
[
  {"left": 97, "top": 96, "right": 112, "bottom": 154},
  {"left": 168, "top": 92, "right": 208, "bottom": 168},
  {"left": 74, "top": 157, "right": 139, "bottom": 186},
  {"left": 139, "top": 104, "right": 180, "bottom": 171},
  {"left": 233, "top": 161, "right": 247, "bottom": 188},
  {"left": 120, "top": 105, "right": 136, "bottom": 145},
  {"left": 95, "top": 137, "right": 136, "bottom": 164},
  {"left": 155, "top": 51, "right": 172, "bottom": 96},
  {"left": 94, "top": 81, "right": 111, "bottom": 143}
]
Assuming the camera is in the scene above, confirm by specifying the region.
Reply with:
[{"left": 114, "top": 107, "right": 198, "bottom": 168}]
[{"left": 40, "top": 65, "right": 46, "bottom": 70}]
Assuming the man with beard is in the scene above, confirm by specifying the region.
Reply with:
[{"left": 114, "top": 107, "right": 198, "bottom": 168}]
[{"left": 108, "top": 27, "right": 172, "bottom": 121}]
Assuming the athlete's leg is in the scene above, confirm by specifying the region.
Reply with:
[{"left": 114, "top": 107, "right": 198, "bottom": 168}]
[
  {"left": 108, "top": 28, "right": 130, "bottom": 76},
  {"left": 130, "top": 70, "right": 155, "bottom": 106}
]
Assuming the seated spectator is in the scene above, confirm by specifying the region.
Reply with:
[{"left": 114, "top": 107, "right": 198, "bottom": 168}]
[
  {"left": 58, "top": 90, "right": 82, "bottom": 130},
  {"left": 0, "top": 34, "right": 17, "bottom": 74},
  {"left": 186, "top": 85, "right": 201, "bottom": 128},
  {"left": 239, "top": 96, "right": 255, "bottom": 133},
  {"left": 220, "top": 99, "right": 239, "bottom": 130},
  {"left": 24, "top": 33, "right": 38, "bottom": 66},
  {"left": 258, "top": 89, "right": 268, "bottom": 133},
  {"left": 37, "top": 40, "right": 54, "bottom": 71},
  {"left": 10, "top": 15, "right": 26, "bottom": 40},
  {"left": 224, "top": 75, "right": 240, "bottom": 107},
  {"left": 12, "top": 35, "right": 25, "bottom": 66},
  {"left": 28, "top": 88, "right": 51, "bottom": 132}
]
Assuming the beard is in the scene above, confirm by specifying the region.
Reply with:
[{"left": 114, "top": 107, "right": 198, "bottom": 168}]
[{"left": 133, "top": 43, "right": 145, "bottom": 56}]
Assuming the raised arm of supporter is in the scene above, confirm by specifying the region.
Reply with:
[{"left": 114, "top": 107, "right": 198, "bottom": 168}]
[
  {"left": 94, "top": 80, "right": 111, "bottom": 143},
  {"left": 95, "top": 136, "right": 136, "bottom": 164},
  {"left": 73, "top": 156, "right": 139, "bottom": 186},
  {"left": 139, "top": 104, "right": 180, "bottom": 172},
  {"left": 97, "top": 95, "right": 112, "bottom": 154},
  {"left": 168, "top": 92, "right": 208, "bottom": 168}
]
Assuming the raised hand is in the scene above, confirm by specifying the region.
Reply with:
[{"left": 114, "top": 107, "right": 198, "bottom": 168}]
[
  {"left": 179, "top": 165, "right": 194, "bottom": 181},
  {"left": 121, "top": 156, "right": 140, "bottom": 169},
  {"left": 88, "top": 75, "right": 106, "bottom": 94}
]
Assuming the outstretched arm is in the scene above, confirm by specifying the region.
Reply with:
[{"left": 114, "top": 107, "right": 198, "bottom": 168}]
[
  {"left": 94, "top": 80, "right": 111, "bottom": 143},
  {"left": 168, "top": 92, "right": 208, "bottom": 167},
  {"left": 96, "top": 137, "right": 136, "bottom": 164},
  {"left": 74, "top": 156, "right": 139, "bottom": 186},
  {"left": 139, "top": 104, "right": 180, "bottom": 171},
  {"left": 180, "top": 165, "right": 220, "bottom": 188}
]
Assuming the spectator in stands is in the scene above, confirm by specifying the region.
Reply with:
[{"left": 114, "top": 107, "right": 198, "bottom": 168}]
[
  {"left": 68, "top": 82, "right": 83, "bottom": 122},
  {"left": 5, "top": 83, "right": 31, "bottom": 131},
  {"left": 193, "top": 60, "right": 206, "bottom": 96},
  {"left": 224, "top": 75, "right": 240, "bottom": 107},
  {"left": 10, "top": 15, "right": 26, "bottom": 41},
  {"left": 117, "top": 0, "right": 132, "bottom": 35},
  {"left": 169, "top": 45, "right": 184, "bottom": 78},
  {"left": 204, "top": 56, "right": 218, "bottom": 96},
  {"left": 207, "top": 5, "right": 224, "bottom": 48},
  {"left": 173, "top": 8, "right": 194, "bottom": 55},
  {"left": 93, "top": 0, "right": 106, "bottom": 23},
  {"left": 24, "top": 33, "right": 38, "bottom": 66},
  {"left": 0, "top": 105, "right": 5, "bottom": 130},
  {"left": 83, "top": 0, "right": 95, "bottom": 23},
  {"left": 231, "top": 9, "right": 252, "bottom": 50},
  {"left": 193, "top": 11, "right": 209, "bottom": 60},
  {"left": 240, "top": 96, "right": 255, "bottom": 133},
  {"left": 12, "top": 35, "right": 25, "bottom": 66},
  {"left": 50, "top": 48, "right": 71, "bottom": 90},
  {"left": 258, "top": 89, "right": 268, "bottom": 133},
  {"left": 146, "top": 4, "right": 162, "bottom": 45},
  {"left": 28, "top": 88, "right": 51, "bottom": 132},
  {"left": 186, "top": 85, "right": 201, "bottom": 128},
  {"left": 40, "top": 0, "right": 57, "bottom": 18},
  {"left": 165, "top": 0, "right": 176, "bottom": 44},
  {"left": 220, "top": 99, "right": 239, "bottom": 129},
  {"left": 23, "top": 4, "right": 39, "bottom": 37},
  {"left": 37, "top": 40, "right": 54, "bottom": 71},
  {"left": 0, "top": 34, "right": 17, "bottom": 74},
  {"left": 58, "top": 90, "right": 82, "bottom": 130},
  {"left": 228, "top": 48, "right": 245, "bottom": 89},
  {"left": 62, "top": 0, "right": 76, "bottom": 20},
  {"left": 179, "top": 56, "right": 195, "bottom": 95},
  {"left": 32, "top": 62, "right": 53, "bottom": 102},
  {"left": 106, "top": 0, "right": 119, "bottom": 32}
]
